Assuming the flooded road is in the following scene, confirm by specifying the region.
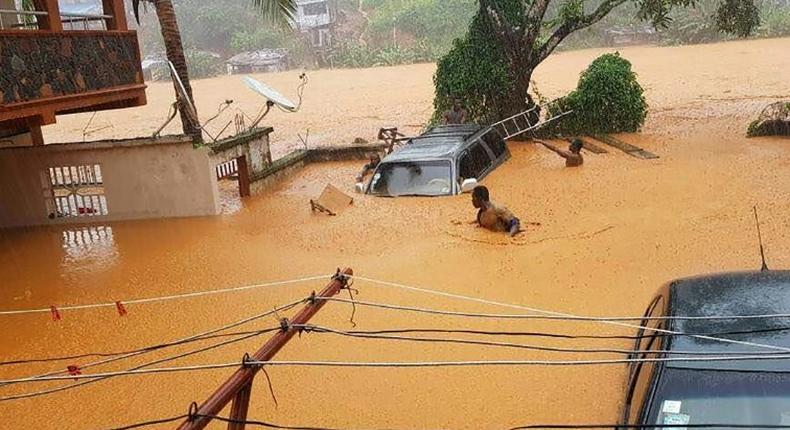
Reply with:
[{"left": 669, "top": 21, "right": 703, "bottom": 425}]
[{"left": 2, "top": 37, "right": 790, "bottom": 429}]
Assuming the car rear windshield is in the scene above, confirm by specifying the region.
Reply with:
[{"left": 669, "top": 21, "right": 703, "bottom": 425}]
[
  {"left": 647, "top": 367, "right": 790, "bottom": 427},
  {"left": 369, "top": 161, "right": 452, "bottom": 197}
]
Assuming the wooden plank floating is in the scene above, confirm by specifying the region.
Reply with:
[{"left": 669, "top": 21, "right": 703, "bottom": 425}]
[
  {"left": 592, "top": 134, "right": 659, "bottom": 159},
  {"left": 575, "top": 137, "right": 608, "bottom": 154},
  {"left": 532, "top": 138, "right": 606, "bottom": 155}
]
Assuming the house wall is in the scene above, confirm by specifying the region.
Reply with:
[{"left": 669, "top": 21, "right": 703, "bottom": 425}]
[
  {"left": 0, "top": 136, "right": 220, "bottom": 228},
  {"left": 0, "top": 131, "right": 33, "bottom": 147}
]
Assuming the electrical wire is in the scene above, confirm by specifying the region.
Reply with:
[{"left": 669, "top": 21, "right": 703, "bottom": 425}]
[
  {"left": 7, "top": 354, "right": 790, "bottom": 385},
  {"left": 0, "top": 274, "right": 327, "bottom": 316},
  {"left": 319, "top": 297, "right": 790, "bottom": 322},
  {"left": 1, "top": 329, "right": 276, "bottom": 366},
  {"left": 196, "top": 414, "right": 360, "bottom": 430},
  {"left": 0, "top": 298, "right": 306, "bottom": 394},
  {"left": 0, "top": 325, "right": 281, "bottom": 402},
  {"left": 348, "top": 275, "right": 790, "bottom": 353},
  {"left": 105, "top": 414, "right": 189, "bottom": 430},
  {"left": 296, "top": 324, "right": 790, "bottom": 356},
  {"left": 332, "top": 326, "right": 790, "bottom": 340}
]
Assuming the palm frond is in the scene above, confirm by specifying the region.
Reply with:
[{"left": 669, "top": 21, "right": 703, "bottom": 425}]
[{"left": 252, "top": 0, "right": 297, "bottom": 29}]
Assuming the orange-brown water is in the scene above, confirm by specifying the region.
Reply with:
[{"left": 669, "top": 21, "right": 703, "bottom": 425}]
[{"left": 2, "top": 38, "right": 790, "bottom": 429}]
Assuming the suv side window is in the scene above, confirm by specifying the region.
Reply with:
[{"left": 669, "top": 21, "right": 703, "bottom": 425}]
[
  {"left": 469, "top": 141, "right": 493, "bottom": 177},
  {"left": 458, "top": 153, "right": 474, "bottom": 180},
  {"left": 482, "top": 130, "right": 507, "bottom": 159}
]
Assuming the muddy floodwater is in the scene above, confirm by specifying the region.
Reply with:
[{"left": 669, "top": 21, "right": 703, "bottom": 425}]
[{"left": 2, "top": 38, "right": 790, "bottom": 429}]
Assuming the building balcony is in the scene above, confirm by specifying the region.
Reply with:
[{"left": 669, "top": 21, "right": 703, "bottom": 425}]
[{"left": 0, "top": 0, "right": 146, "bottom": 145}]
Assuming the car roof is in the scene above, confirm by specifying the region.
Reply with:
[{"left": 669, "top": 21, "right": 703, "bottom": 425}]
[
  {"left": 382, "top": 124, "right": 487, "bottom": 163},
  {"left": 667, "top": 270, "right": 790, "bottom": 371}
]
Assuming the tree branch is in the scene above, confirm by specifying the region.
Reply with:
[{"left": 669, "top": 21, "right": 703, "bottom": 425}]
[
  {"left": 481, "top": 0, "right": 523, "bottom": 65},
  {"left": 523, "top": 0, "right": 553, "bottom": 49},
  {"left": 534, "top": 0, "right": 629, "bottom": 64}
]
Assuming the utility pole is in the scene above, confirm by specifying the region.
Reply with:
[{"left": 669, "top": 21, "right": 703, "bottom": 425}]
[{"left": 176, "top": 267, "right": 353, "bottom": 430}]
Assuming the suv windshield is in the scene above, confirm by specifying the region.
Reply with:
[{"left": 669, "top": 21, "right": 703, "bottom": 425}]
[
  {"left": 369, "top": 161, "right": 452, "bottom": 197},
  {"left": 647, "top": 367, "right": 790, "bottom": 427}
]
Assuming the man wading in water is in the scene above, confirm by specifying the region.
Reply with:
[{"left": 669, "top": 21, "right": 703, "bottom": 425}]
[
  {"left": 471, "top": 185, "right": 520, "bottom": 236},
  {"left": 443, "top": 98, "right": 468, "bottom": 125},
  {"left": 539, "top": 139, "right": 584, "bottom": 167}
]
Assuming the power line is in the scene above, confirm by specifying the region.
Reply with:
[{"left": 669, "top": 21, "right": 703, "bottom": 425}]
[
  {"left": 297, "top": 324, "right": 790, "bottom": 356},
  {"left": 106, "top": 414, "right": 189, "bottom": 430},
  {"left": 319, "top": 297, "right": 790, "bottom": 322},
  {"left": 333, "top": 326, "right": 790, "bottom": 340},
  {"left": 195, "top": 414, "right": 363, "bottom": 430},
  {"left": 0, "top": 298, "right": 309, "bottom": 402},
  {"left": 348, "top": 275, "right": 790, "bottom": 353},
  {"left": 0, "top": 274, "right": 328, "bottom": 316},
  {"left": 6, "top": 354, "right": 790, "bottom": 385},
  {"left": 0, "top": 298, "right": 304, "bottom": 388},
  {"left": 0, "top": 325, "right": 282, "bottom": 402},
  {"left": 1, "top": 329, "right": 276, "bottom": 366}
]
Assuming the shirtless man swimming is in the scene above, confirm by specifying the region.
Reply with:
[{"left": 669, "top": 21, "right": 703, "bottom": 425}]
[
  {"left": 472, "top": 185, "right": 520, "bottom": 236},
  {"left": 539, "top": 138, "right": 584, "bottom": 167}
]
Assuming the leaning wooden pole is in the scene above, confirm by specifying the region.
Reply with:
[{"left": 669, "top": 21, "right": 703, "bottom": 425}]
[{"left": 177, "top": 268, "right": 353, "bottom": 430}]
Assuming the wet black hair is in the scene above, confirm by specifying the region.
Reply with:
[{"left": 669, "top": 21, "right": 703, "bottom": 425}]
[
  {"left": 570, "top": 139, "right": 583, "bottom": 152},
  {"left": 472, "top": 185, "right": 489, "bottom": 202}
]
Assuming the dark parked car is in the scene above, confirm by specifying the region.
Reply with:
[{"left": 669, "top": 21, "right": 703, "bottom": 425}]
[
  {"left": 363, "top": 124, "right": 510, "bottom": 197},
  {"left": 622, "top": 270, "right": 790, "bottom": 428}
]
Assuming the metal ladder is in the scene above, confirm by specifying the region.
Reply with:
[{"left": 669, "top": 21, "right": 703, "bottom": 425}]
[{"left": 490, "top": 105, "right": 573, "bottom": 140}]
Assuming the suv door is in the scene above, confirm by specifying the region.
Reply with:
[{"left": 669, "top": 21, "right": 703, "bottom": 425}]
[
  {"left": 458, "top": 141, "right": 494, "bottom": 182},
  {"left": 481, "top": 128, "right": 508, "bottom": 163},
  {"left": 620, "top": 292, "right": 668, "bottom": 427}
]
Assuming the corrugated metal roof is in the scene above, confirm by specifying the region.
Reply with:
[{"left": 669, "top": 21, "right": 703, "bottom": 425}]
[{"left": 226, "top": 49, "right": 288, "bottom": 67}]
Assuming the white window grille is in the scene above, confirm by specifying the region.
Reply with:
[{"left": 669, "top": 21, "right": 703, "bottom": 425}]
[{"left": 43, "top": 164, "right": 108, "bottom": 219}]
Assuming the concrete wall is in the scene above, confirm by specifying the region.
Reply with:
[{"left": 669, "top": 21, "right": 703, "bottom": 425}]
[
  {"left": 210, "top": 127, "right": 272, "bottom": 177},
  {"left": 0, "top": 136, "right": 219, "bottom": 228},
  {"left": 249, "top": 144, "right": 385, "bottom": 195}
]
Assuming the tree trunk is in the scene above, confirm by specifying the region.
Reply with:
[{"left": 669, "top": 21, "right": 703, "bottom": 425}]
[
  {"left": 499, "top": 65, "right": 540, "bottom": 123},
  {"left": 152, "top": 0, "right": 202, "bottom": 141}
]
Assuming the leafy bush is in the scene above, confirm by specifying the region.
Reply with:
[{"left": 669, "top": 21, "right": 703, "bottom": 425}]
[{"left": 547, "top": 53, "right": 648, "bottom": 135}]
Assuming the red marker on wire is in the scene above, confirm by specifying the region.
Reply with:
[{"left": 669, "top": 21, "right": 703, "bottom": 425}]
[
  {"left": 66, "top": 365, "right": 81, "bottom": 380},
  {"left": 50, "top": 306, "right": 62, "bottom": 321},
  {"left": 115, "top": 301, "right": 128, "bottom": 317}
]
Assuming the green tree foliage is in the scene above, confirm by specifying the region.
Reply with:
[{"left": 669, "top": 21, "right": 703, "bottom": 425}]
[
  {"left": 365, "top": 0, "right": 477, "bottom": 49},
  {"left": 431, "top": 3, "right": 516, "bottom": 124},
  {"left": 547, "top": 53, "right": 647, "bottom": 135},
  {"left": 433, "top": 0, "right": 770, "bottom": 123}
]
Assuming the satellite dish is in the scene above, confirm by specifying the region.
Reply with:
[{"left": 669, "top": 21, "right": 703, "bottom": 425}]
[
  {"left": 168, "top": 61, "right": 199, "bottom": 123},
  {"left": 242, "top": 76, "right": 298, "bottom": 112}
]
